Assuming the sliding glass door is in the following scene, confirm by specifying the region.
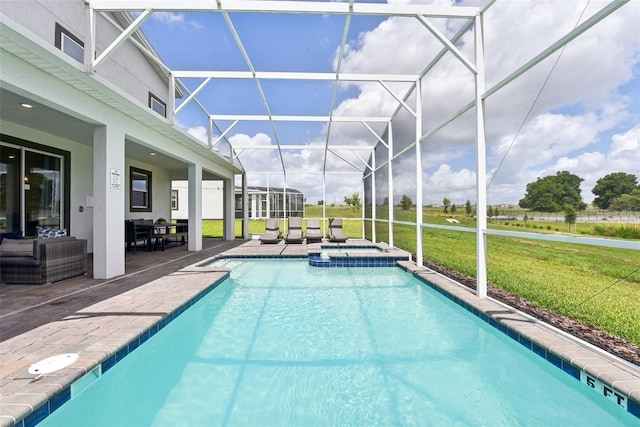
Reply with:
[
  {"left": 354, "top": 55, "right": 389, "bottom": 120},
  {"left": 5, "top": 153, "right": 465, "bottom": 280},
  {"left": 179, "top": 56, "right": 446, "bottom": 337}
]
[{"left": 1, "top": 143, "right": 63, "bottom": 236}]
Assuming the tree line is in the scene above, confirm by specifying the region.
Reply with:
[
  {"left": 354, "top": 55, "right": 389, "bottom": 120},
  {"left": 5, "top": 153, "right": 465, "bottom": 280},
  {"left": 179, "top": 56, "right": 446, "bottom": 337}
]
[
  {"left": 519, "top": 171, "right": 639, "bottom": 212},
  {"left": 335, "top": 171, "right": 639, "bottom": 217}
]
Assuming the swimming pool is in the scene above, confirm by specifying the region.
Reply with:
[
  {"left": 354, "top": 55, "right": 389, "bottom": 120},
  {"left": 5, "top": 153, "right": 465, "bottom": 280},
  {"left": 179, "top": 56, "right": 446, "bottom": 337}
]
[{"left": 40, "top": 259, "right": 637, "bottom": 426}]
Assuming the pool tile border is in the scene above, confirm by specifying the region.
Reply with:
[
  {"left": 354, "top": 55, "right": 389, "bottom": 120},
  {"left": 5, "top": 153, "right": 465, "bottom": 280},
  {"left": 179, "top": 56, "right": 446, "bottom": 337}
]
[
  {"left": 396, "top": 261, "right": 640, "bottom": 421},
  {"left": 10, "top": 271, "right": 230, "bottom": 427}
]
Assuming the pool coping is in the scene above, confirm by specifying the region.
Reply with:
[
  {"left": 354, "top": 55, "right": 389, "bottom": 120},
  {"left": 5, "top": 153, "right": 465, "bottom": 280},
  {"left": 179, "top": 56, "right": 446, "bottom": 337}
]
[
  {"left": 396, "top": 261, "right": 640, "bottom": 420},
  {"left": 0, "top": 264, "right": 231, "bottom": 427},
  {"left": 2, "top": 245, "right": 639, "bottom": 425}
]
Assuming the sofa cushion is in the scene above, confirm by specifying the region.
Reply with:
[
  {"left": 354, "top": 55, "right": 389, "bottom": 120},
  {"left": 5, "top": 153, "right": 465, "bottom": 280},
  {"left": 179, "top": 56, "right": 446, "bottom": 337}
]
[
  {"left": 0, "top": 239, "right": 34, "bottom": 257},
  {"left": 0, "top": 256, "right": 40, "bottom": 267}
]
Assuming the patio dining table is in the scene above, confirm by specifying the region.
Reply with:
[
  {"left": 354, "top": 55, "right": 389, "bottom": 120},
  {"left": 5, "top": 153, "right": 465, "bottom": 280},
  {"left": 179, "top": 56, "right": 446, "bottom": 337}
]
[{"left": 134, "top": 223, "right": 179, "bottom": 251}]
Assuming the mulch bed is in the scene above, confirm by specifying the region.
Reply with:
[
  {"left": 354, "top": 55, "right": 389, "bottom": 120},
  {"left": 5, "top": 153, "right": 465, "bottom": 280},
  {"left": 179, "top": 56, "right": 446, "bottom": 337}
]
[{"left": 421, "top": 259, "right": 640, "bottom": 367}]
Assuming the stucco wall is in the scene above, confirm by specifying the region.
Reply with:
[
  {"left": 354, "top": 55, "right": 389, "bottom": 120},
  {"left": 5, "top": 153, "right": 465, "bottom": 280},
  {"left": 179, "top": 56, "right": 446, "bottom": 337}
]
[
  {"left": 172, "top": 180, "right": 224, "bottom": 220},
  {"left": 0, "top": 0, "right": 170, "bottom": 116}
]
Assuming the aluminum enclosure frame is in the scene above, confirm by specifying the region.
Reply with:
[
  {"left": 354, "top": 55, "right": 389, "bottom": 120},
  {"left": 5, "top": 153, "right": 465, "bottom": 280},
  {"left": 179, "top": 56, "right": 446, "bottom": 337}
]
[{"left": 84, "top": 0, "right": 635, "bottom": 298}]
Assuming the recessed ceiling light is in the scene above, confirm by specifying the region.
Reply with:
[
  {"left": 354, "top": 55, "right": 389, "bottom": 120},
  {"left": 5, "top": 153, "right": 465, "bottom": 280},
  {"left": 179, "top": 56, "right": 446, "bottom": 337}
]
[
  {"left": 150, "top": 152, "right": 156, "bottom": 156},
  {"left": 20, "top": 103, "right": 33, "bottom": 109}
]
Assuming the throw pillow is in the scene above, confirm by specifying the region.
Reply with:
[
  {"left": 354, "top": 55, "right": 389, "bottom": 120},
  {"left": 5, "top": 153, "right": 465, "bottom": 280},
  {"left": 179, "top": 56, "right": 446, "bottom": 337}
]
[
  {"left": 37, "top": 227, "right": 51, "bottom": 238},
  {"left": 0, "top": 231, "right": 23, "bottom": 244}
]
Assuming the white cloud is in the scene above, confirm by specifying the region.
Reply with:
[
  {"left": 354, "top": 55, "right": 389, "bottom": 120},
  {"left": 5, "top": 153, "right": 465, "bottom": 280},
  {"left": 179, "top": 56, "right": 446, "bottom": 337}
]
[
  {"left": 152, "top": 12, "right": 202, "bottom": 30},
  {"left": 186, "top": 125, "right": 208, "bottom": 144}
]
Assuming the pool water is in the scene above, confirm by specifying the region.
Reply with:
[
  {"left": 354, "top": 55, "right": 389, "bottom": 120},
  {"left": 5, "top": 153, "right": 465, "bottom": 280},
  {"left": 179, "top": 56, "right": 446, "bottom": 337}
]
[{"left": 41, "top": 259, "right": 635, "bottom": 426}]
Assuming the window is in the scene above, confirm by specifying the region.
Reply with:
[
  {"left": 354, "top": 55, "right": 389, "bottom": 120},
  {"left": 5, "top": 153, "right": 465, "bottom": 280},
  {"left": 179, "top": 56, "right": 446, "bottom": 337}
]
[
  {"left": 130, "top": 167, "right": 152, "bottom": 212},
  {"left": 55, "top": 23, "right": 84, "bottom": 63},
  {"left": 171, "top": 190, "right": 179, "bottom": 210},
  {"left": 149, "top": 93, "right": 166, "bottom": 117}
]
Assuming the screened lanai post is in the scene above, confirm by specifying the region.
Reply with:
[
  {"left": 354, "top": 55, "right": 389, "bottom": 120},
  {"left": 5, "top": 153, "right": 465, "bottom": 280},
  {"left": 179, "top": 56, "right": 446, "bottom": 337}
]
[
  {"left": 168, "top": 73, "right": 175, "bottom": 125},
  {"left": 387, "top": 121, "right": 394, "bottom": 247},
  {"left": 361, "top": 179, "right": 366, "bottom": 239},
  {"left": 83, "top": 4, "right": 95, "bottom": 74},
  {"left": 322, "top": 173, "right": 326, "bottom": 237},
  {"left": 188, "top": 164, "right": 202, "bottom": 251},
  {"left": 242, "top": 173, "right": 249, "bottom": 239},
  {"left": 371, "top": 148, "right": 377, "bottom": 243},
  {"left": 474, "top": 13, "right": 488, "bottom": 298},
  {"left": 415, "top": 78, "right": 423, "bottom": 268},
  {"left": 223, "top": 177, "right": 235, "bottom": 240}
]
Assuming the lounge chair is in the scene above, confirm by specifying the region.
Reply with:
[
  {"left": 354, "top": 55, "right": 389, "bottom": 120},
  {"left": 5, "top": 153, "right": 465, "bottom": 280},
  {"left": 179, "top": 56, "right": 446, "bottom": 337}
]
[
  {"left": 285, "top": 217, "right": 303, "bottom": 244},
  {"left": 328, "top": 218, "right": 348, "bottom": 243},
  {"left": 306, "top": 218, "right": 323, "bottom": 243},
  {"left": 259, "top": 218, "right": 281, "bottom": 244}
]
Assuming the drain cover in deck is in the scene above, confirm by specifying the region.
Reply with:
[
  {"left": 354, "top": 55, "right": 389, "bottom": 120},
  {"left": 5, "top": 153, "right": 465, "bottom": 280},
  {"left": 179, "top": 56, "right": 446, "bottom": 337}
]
[{"left": 28, "top": 353, "right": 79, "bottom": 375}]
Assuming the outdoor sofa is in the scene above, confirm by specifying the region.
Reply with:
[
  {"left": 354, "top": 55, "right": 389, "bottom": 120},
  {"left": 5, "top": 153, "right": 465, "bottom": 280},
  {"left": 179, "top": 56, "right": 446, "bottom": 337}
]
[{"left": 0, "top": 236, "right": 88, "bottom": 285}]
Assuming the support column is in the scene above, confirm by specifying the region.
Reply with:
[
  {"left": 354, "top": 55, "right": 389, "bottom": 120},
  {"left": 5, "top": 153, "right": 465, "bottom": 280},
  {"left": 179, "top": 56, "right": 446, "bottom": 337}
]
[
  {"left": 188, "top": 164, "right": 202, "bottom": 251},
  {"left": 415, "top": 79, "right": 424, "bottom": 267},
  {"left": 475, "top": 14, "right": 488, "bottom": 298},
  {"left": 371, "top": 149, "right": 377, "bottom": 243},
  {"left": 223, "top": 177, "right": 235, "bottom": 240},
  {"left": 242, "top": 174, "right": 249, "bottom": 238},
  {"left": 387, "top": 122, "right": 394, "bottom": 247},
  {"left": 92, "top": 124, "right": 125, "bottom": 279}
]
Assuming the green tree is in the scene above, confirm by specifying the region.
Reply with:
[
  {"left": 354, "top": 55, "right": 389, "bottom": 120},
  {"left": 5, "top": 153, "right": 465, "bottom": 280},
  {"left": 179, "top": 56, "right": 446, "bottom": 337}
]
[
  {"left": 487, "top": 205, "right": 494, "bottom": 217},
  {"left": 382, "top": 197, "right": 389, "bottom": 206},
  {"left": 564, "top": 204, "right": 577, "bottom": 232},
  {"left": 609, "top": 189, "right": 640, "bottom": 211},
  {"left": 443, "top": 198, "right": 451, "bottom": 214},
  {"left": 465, "top": 200, "right": 472, "bottom": 216},
  {"left": 451, "top": 204, "right": 457, "bottom": 214},
  {"left": 343, "top": 193, "right": 361, "bottom": 209},
  {"left": 519, "top": 171, "right": 586, "bottom": 212},
  {"left": 317, "top": 200, "right": 324, "bottom": 205},
  {"left": 400, "top": 195, "right": 414, "bottom": 210},
  {"left": 592, "top": 172, "right": 639, "bottom": 209}
]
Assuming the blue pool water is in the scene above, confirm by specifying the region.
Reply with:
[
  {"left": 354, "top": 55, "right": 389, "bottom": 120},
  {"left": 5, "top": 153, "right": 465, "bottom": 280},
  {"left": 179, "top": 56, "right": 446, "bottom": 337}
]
[{"left": 41, "top": 259, "right": 636, "bottom": 426}]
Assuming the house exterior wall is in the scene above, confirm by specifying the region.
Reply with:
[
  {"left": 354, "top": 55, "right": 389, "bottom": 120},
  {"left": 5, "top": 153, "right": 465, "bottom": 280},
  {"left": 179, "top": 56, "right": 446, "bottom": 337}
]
[
  {"left": 0, "top": 0, "right": 170, "bottom": 117},
  {"left": 172, "top": 180, "right": 224, "bottom": 220},
  {"left": 1, "top": 3, "right": 242, "bottom": 275}
]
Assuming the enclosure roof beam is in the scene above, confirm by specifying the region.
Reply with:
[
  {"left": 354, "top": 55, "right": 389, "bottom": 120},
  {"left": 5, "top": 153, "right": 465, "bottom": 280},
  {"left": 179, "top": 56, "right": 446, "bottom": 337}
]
[
  {"left": 231, "top": 145, "right": 373, "bottom": 151},
  {"left": 172, "top": 71, "right": 419, "bottom": 82},
  {"left": 211, "top": 115, "right": 390, "bottom": 123},
  {"left": 89, "top": 1, "right": 480, "bottom": 19}
]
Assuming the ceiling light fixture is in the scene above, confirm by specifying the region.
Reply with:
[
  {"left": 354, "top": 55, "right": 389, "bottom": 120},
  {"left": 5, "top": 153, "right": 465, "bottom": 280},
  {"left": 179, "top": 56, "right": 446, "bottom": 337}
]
[
  {"left": 20, "top": 103, "right": 33, "bottom": 109},
  {"left": 150, "top": 152, "right": 156, "bottom": 156}
]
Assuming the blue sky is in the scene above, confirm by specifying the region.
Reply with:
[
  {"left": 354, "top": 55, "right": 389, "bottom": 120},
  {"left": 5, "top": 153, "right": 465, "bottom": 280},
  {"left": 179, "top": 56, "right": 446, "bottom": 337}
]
[{"left": 139, "top": 0, "right": 640, "bottom": 206}]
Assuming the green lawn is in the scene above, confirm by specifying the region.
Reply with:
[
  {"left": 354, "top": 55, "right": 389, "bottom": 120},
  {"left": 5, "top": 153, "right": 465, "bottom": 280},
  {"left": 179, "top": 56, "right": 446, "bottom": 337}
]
[{"left": 202, "top": 207, "right": 640, "bottom": 348}]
